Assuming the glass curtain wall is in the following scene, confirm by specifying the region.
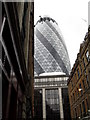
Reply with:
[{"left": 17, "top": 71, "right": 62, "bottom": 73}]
[{"left": 45, "top": 89, "right": 60, "bottom": 120}]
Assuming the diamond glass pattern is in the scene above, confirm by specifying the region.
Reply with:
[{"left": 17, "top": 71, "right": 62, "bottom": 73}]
[{"left": 34, "top": 17, "right": 71, "bottom": 76}]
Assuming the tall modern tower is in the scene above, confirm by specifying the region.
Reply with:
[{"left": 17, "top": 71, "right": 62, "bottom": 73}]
[
  {"left": 34, "top": 16, "right": 71, "bottom": 76},
  {"left": 34, "top": 16, "right": 71, "bottom": 120}
]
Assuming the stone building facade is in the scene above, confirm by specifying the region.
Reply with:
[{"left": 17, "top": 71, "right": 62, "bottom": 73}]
[{"left": 67, "top": 26, "right": 90, "bottom": 119}]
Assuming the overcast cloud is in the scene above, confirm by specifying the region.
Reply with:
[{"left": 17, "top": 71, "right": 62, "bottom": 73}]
[{"left": 34, "top": 0, "right": 89, "bottom": 68}]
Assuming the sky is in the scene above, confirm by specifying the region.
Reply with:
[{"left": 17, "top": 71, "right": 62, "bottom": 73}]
[{"left": 34, "top": 0, "right": 89, "bottom": 68}]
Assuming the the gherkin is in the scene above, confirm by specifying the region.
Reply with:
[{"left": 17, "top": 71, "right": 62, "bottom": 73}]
[{"left": 34, "top": 16, "right": 71, "bottom": 76}]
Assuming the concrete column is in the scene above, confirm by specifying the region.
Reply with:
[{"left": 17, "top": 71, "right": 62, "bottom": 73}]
[
  {"left": 42, "top": 88, "right": 46, "bottom": 120},
  {"left": 58, "top": 88, "right": 64, "bottom": 119}
]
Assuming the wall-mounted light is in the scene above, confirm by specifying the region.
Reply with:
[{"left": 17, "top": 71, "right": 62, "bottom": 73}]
[
  {"left": 78, "top": 116, "right": 80, "bottom": 119},
  {"left": 78, "top": 88, "right": 83, "bottom": 92},
  {"left": 88, "top": 109, "right": 90, "bottom": 113}
]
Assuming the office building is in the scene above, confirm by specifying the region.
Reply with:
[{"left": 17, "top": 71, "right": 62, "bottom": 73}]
[{"left": 34, "top": 16, "right": 71, "bottom": 120}]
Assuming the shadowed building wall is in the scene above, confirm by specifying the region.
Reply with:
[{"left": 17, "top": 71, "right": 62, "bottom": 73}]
[{"left": 1, "top": 2, "right": 34, "bottom": 119}]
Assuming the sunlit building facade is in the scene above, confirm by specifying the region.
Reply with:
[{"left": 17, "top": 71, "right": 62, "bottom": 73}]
[
  {"left": 67, "top": 26, "right": 90, "bottom": 119},
  {"left": 34, "top": 16, "right": 71, "bottom": 120}
]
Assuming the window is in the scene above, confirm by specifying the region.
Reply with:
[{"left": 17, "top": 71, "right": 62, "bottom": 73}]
[
  {"left": 86, "top": 50, "right": 90, "bottom": 62},
  {"left": 82, "top": 79, "right": 85, "bottom": 90},
  {"left": 75, "top": 108, "right": 77, "bottom": 118},
  {"left": 84, "top": 69, "right": 86, "bottom": 75},
  {"left": 71, "top": 81, "right": 73, "bottom": 88},
  {"left": 86, "top": 75, "right": 89, "bottom": 87},
  {"left": 73, "top": 93, "right": 75, "bottom": 102},
  {"left": 75, "top": 91, "right": 77, "bottom": 100},
  {"left": 75, "top": 73, "right": 77, "bottom": 81},
  {"left": 77, "top": 68, "right": 80, "bottom": 79},
  {"left": 71, "top": 95, "right": 72, "bottom": 103},
  {"left": 82, "top": 101, "right": 86, "bottom": 114},
  {"left": 80, "top": 64, "right": 82, "bottom": 74},
  {"left": 80, "top": 104, "right": 82, "bottom": 117},
  {"left": 77, "top": 88, "right": 79, "bottom": 97},
  {"left": 72, "top": 110, "right": 74, "bottom": 118},
  {"left": 83, "top": 58, "right": 85, "bottom": 68},
  {"left": 86, "top": 99, "right": 89, "bottom": 110},
  {"left": 45, "top": 89, "right": 60, "bottom": 119}
]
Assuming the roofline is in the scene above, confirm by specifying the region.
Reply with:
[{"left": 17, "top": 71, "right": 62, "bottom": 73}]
[{"left": 35, "top": 16, "right": 58, "bottom": 26}]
